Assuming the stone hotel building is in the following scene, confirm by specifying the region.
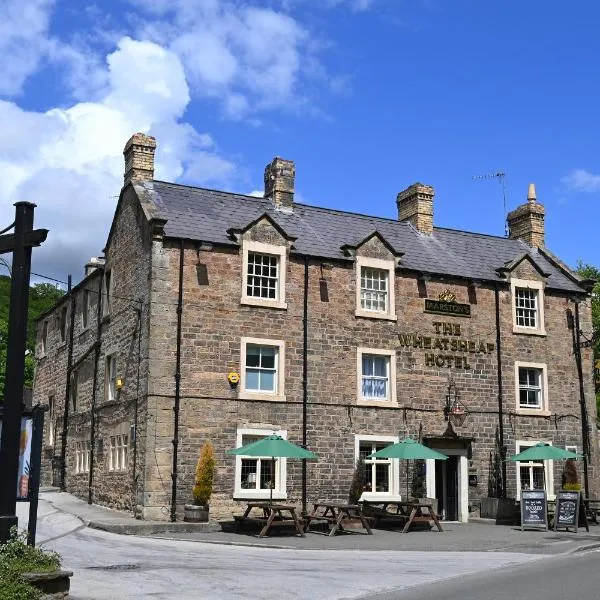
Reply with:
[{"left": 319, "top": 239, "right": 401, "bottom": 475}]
[{"left": 33, "top": 133, "right": 599, "bottom": 521}]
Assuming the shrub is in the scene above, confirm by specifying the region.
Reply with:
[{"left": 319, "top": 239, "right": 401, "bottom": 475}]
[
  {"left": 348, "top": 459, "right": 365, "bottom": 504},
  {"left": 0, "top": 528, "right": 61, "bottom": 600},
  {"left": 561, "top": 459, "right": 580, "bottom": 489},
  {"left": 411, "top": 460, "right": 426, "bottom": 499},
  {"left": 193, "top": 442, "right": 215, "bottom": 506}
]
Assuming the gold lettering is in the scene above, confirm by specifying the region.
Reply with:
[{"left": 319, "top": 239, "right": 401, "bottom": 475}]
[
  {"left": 455, "top": 356, "right": 463, "bottom": 368},
  {"left": 450, "top": 339, "right": 458, "bottom": 351},
  {"left": 453, "top": 324, "right": 461, "bottom": 336},
  {"left": 425, "top": 353, "right": 435, "bottom": 367},
  {"left": 468, "top": 341, "right": 475, "bottom": 353},
  {"left": 487, "top": 343, "right": 495, "bottom": 353},
  {"left": 463, "top": 357, "right": 471, "bottom": 369},
  {"left": 413, "top": 335, "right": 423, "bottom": 349},
  {"left": 434, "top": 338, "right": 443, "bottom": 351},
  {"left": 423, "top": 337, "right": 432, "bottom": 349},
  {"left": 443, "top": 323, "right": 453, "bottom": 336},
  {"left": 398, "top": 334, "right": 412, "bottom": 347},
  {"left": 433, "top": 322, "right": 442, "bottom": 334},
  {"left": 459, "top": 340, "right": 468, "bottom": 352},
  {"left": 478, "top": 342, "right": 486, "bottom": 353},
  {"left": 435, "top": 355, "right": 445, "bottom": 367},
  {"left": 441, "top": 338, "right": 449, "bottom": 350},
  {"left": 446, "top": 355, "right": 454, "bottom": 368}
]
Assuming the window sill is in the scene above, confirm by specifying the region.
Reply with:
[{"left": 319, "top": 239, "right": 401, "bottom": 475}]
[
  {"left": 241, "top": 297, "right": 287, "bottom": 310},
  {"left": 516, "top": 408, "right": 551, "bottom": 417},
  {"left": 512, "top": 326, "right": 546, "bottom": 337},
  {"left": 234, "top": 491, "right": 287, "bottom": 501},
  {"left": 239, "top": 392, "right": 286, "bottom": 402},
  {"left": 355, "top": 309, "right": 397, "bottom": 322},
  {"left": 356, "top": 399, "right": 398, "bottom": 408}
]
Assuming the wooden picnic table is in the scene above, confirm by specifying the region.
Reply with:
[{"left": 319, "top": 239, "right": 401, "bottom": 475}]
[
  {"left": 304, "top": 502, "right": 373, "bottom": 536},
  {"left": 361, "top": 500, "right": 444, "bottom": 533},
  {"left": 235, "top": 502, "right": 305, "bottom": 538}
]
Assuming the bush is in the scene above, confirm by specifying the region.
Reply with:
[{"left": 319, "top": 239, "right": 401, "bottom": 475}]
[
  {"left": 0, "top": 528, "right": 61, "bottom": 600},
  {"left": 348, "top": 459, "right": 365, "bottom": 504},
  {"left": 561, "top": 459, "right": 580, "bottom": 489},
  {"left": 193, "top": 442, "right": 215, "bottom": 506}
]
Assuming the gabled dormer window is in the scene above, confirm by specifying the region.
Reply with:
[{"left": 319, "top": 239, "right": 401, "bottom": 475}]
[
  {"left": 511, "top": 278, "right": 545, "bottom": 335},
  {"left": 241, "top": 241, "right": 287, "bottom": 309},
  {"left": 355, "top": 256, "right": 396, "bottom": 321}
]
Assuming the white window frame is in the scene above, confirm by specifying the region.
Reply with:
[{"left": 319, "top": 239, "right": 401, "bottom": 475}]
[
  {"left": 515, "top": 440, "right": 554, "bottom": 500},
  {"left": 109, "top": 433, "right": 129, "bottom": 472},
  {"left": 514, "top": 361, "right": 549, "bottom": 415},
  {"left": 105, "top": 354, "right": 117, "bottom": 402},
  {"left": 82, "top": 289, "right": 91, "bottom": 330},
  {"left": 59, "top": 305, "right": 68, "bottom": 344},
  {"left": 74, "top": 440, "right": 91, "bottom": 475},
  {"left": 356, "top": 348, "right": 397, "bottom": 406},
  {"left": 239, "top": 337, "right": 285, "bottom": 402},
  {"left": 511, "top": 278, "right": 546, "bottom": 335},
  {"left": 241, "top": 240, "right": 287, "bottom": 310},
  {"left": 355, "top": 256, "right": 397, "bottom": 321},
  {"left": 40, "top": 320, "right": 48, "bottom": 357},
  {"left": 102, "top": 269, "right": 113, "bottom": 317},
  {"left": 233, "top": 428, "right": 288, "bottom": 500},
  {"left": 47, "top": 395, "right": 55, "bottom": 447},
  {"left": 566, "top": 445, "right": 579, "bottom": 460},
  {"left": 355, "top": 434, "right": 400, "bottom": 501}
]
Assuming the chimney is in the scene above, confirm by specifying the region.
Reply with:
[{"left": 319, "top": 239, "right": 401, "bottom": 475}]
[
  {"left": 85, "top": 256, "right": 105, "bottom": 277},
  {"left": 264, "top": 157, "right": 295, "bottom": 209},
  {"left": 507, "top": 183, "right": 545, "bottom": 247},
  {"left": 123, "top": 133, "right": 156, "bottom": 186},
  {"left": 396, "top": 183, "right": 435, "bottom": 234}
]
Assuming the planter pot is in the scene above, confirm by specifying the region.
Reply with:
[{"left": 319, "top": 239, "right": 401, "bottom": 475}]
[
  {"left": 184, "top": 504, "right": 209, "bottom": 522},
  {"left": 480, "top": 497, "right": 519, "bottom": 524},
  {"left": 480, "top": 497, "right": 499, "bottom": 519},
  {"left": 22, "top": 569, "right": 73, "bottom": 599}
]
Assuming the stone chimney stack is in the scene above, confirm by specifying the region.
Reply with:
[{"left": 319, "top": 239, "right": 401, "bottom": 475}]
[
  {"left": 123, "top": 133, "right": 157, "bottom": 186},
  {"left": 264, "top": 157, "right": 295, "bottom": 209},
  {"left": 507, "top": 183, "right": 545, "bottom": 247},
  {"left": 396, "top": 183, "right": 435, "bottom": 234}
]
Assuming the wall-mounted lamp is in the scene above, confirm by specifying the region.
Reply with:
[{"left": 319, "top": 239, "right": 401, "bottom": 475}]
[
  {"left": 444, "top": 379, "right": 460, "bottom": 421},
  {"left": 115, "top": 377, "right": 124, "bottom": 391}
]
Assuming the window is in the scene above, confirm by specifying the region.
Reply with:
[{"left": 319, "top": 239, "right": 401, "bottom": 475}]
[
  {"left": 70, "top": 370, "right": 78, "bottom": 412},
  {"left": 82, "top": 290, "right": 91, "bottom": 329},
  {"left": 566, "top": 445, "right": 579, "bottom": 460},
  {"left": 105, "top": 355, "right": 117, "bottom": 402},
  {"left": 40, "top": 320, "right": 48, "bottom": 356},
  {"left": 241, "top": 241, "right": 287, "bottom": 309},
  {"left": 515, "top": 362, "right": 548, "bottom": 414},
  {"left": 47, "top": 395, "right": 55, "bottom": 446},
  {"left": 355, "top": 435, "right": 399, "bottom": 499},
  {"left": 515, "top": 440, "right": 553, "bottom": 499},
  {"left": 75, "top": 440, "right": 90, "bottom": 474},
  {"left": 240, "top": 338, "right": 285, "bottom": 401},
  {"left": 60, "top": 305, "right": 68, "bottom": 343},
  {"left": 102, "top": 269, "right": 112, "bottom": 316},
  {"left": 109, "top": 434, "right": 128, "bottom": 471},
  {"left": 355, "top": 256, "right": 396, "bottom": 321},
  {"left": 357, "top": 348, "right": 397, "bottom": 405},
  {"left": 511, "top": 278, "right": 545, "bottom": 335},
  {"left": 234, "top": 428, "right": 287, "bottom": 500}
]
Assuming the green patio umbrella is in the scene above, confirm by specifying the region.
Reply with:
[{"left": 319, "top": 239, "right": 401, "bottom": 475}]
[
  {"left": 368, "top": 438, "right": 448, "bottom": 500},
  {"left": 507, "top": 443, "right": 582, "bottom": 493},
  {"left": 507, "top": 443, "right": 581, "bottom": 462},
  {"left": 227, "top": 434, "right": 318, "bottom": 503}
]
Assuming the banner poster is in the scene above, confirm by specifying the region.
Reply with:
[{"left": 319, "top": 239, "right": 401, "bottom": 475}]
[{"left": 0, "top": 416, "right": 33, "bottom": 500}]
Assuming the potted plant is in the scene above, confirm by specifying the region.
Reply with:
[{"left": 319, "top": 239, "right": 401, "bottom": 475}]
[
  {"left": 561, "top": 458, "right": 582, "bottom": 491},
  {"left": 184, "top": 441, "right": 215, "bottom": 522}
]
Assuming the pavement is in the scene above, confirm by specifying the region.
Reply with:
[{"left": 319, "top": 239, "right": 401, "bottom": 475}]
[{"left": 37, "top": 489, "right": 600, "bottom": 555}]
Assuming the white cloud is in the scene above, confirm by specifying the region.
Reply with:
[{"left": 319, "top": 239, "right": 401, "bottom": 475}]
[
  {"left": 248, "top": 190, "right": 264, "bottom": 197},
  {"left": 561, "top": 169, "right": 600, "bottom": 193},
  {"left": 0, "top": 38, "right": 235, "bottom": 281},
  {"left": 0, "top": 0, "right": 55, "bottom": 96}
]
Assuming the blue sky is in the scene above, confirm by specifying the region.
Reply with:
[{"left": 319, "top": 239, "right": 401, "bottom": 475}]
[{"left": 1, "top": 0, "right": 599, "bottom": 283}]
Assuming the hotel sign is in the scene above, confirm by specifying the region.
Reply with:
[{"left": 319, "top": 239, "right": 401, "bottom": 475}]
[{"left": 424, "top": 290, "right": 470, "bottom": 317}]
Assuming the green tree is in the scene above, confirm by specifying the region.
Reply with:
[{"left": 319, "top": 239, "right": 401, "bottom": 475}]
[
  {"left": 575, "top": 262, "right": 600, "bottom": 422},
  {"left": 0, "top": 276, "right": 64, "bottom": 397}
]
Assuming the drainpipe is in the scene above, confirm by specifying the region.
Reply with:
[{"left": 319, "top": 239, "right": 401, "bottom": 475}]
[
  {"left": 494, "top": 285, "right": 507, "bottom": 497},
  {"left": 88, "top": 272, "right": 104, "bottom": 504},
  {"left": 132, "top": 301, "right": 142, "bottom": 507},
  {"left": 170, "top": 240, "right": 184, "bottom": 522},
  {"left": 573, "top": 301, "right": 591, "bottom": 497},
  {"left": 302, "top": 256, "right": 309, "bottom": 516},
  {"left": 59, "top": 275, "right": 75, "bottom": 490}
]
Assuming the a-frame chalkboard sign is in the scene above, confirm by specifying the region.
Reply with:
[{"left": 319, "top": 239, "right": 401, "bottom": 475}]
[
  {"left": 521, "top": 490, "right": 548, "bottom": 531},
  {"left": 554, "top": 491, "right": 589, "bottom": 533}
]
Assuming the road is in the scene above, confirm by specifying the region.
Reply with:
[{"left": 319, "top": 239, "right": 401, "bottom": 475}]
[
  {"left": 15, "top": 499, "right": 592, "bottom": 600},
  {"left": 364, "top": 549, "right": 600, "bottom": 600}
]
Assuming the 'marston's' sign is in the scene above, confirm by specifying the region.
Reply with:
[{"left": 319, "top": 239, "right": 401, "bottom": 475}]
[{"left": 424, "top": 298, "right": 471, "bottom": 317}]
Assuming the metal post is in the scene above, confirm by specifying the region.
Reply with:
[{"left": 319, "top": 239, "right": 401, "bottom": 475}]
[
  {"left": 27, "top": 406, "right": 45, "bottom": 546},
  {"left": 0, "top": 203, "right": 36, "bottom": 542}
]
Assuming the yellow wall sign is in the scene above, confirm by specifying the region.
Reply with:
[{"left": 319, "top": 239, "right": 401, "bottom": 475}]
[{"left": 228, "top": 372, "right": 240, "bottom": 385}]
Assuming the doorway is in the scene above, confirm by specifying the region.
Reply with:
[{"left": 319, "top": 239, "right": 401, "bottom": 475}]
[{"left": 435, "top": 456, "right": 459, "bottom": 521}]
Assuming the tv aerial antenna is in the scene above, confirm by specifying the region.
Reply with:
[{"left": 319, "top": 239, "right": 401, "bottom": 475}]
[{"left": 472, "top": 171, "right": 508, "bottom": 236}]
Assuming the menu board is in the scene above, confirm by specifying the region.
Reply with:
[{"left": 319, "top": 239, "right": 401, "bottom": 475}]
[
  {"left": 521, "top": 490, "right": 548, "bottom": 530},
  {"left": 554, "top": 491, "right": 580, "bottom": 532}
]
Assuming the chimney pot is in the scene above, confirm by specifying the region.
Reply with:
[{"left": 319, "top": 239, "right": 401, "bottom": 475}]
[
  {"left": 264, "top": 157, "right": 295, "bottom": 209},
  {"left": 507, "top": 183, "right": 545, "bottom": 247},
  {"left": 123, "top": 133, "right": 157, "bottom": 186},
  {"left": 396, "top": 183, "right": 435, "bottom": 234}
]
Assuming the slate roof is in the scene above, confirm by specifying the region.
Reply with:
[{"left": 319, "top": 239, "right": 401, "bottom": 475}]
[{"left": 138, "top": 180, "right": 585, "bottom": 293}]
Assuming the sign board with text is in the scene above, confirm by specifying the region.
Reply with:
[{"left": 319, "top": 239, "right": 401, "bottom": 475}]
[
  {"left": 554, "top": 490, "right": 580, "bottom": 532},
  {"left": 521, "top": 490, "right": 548, "bottom": 531}
]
